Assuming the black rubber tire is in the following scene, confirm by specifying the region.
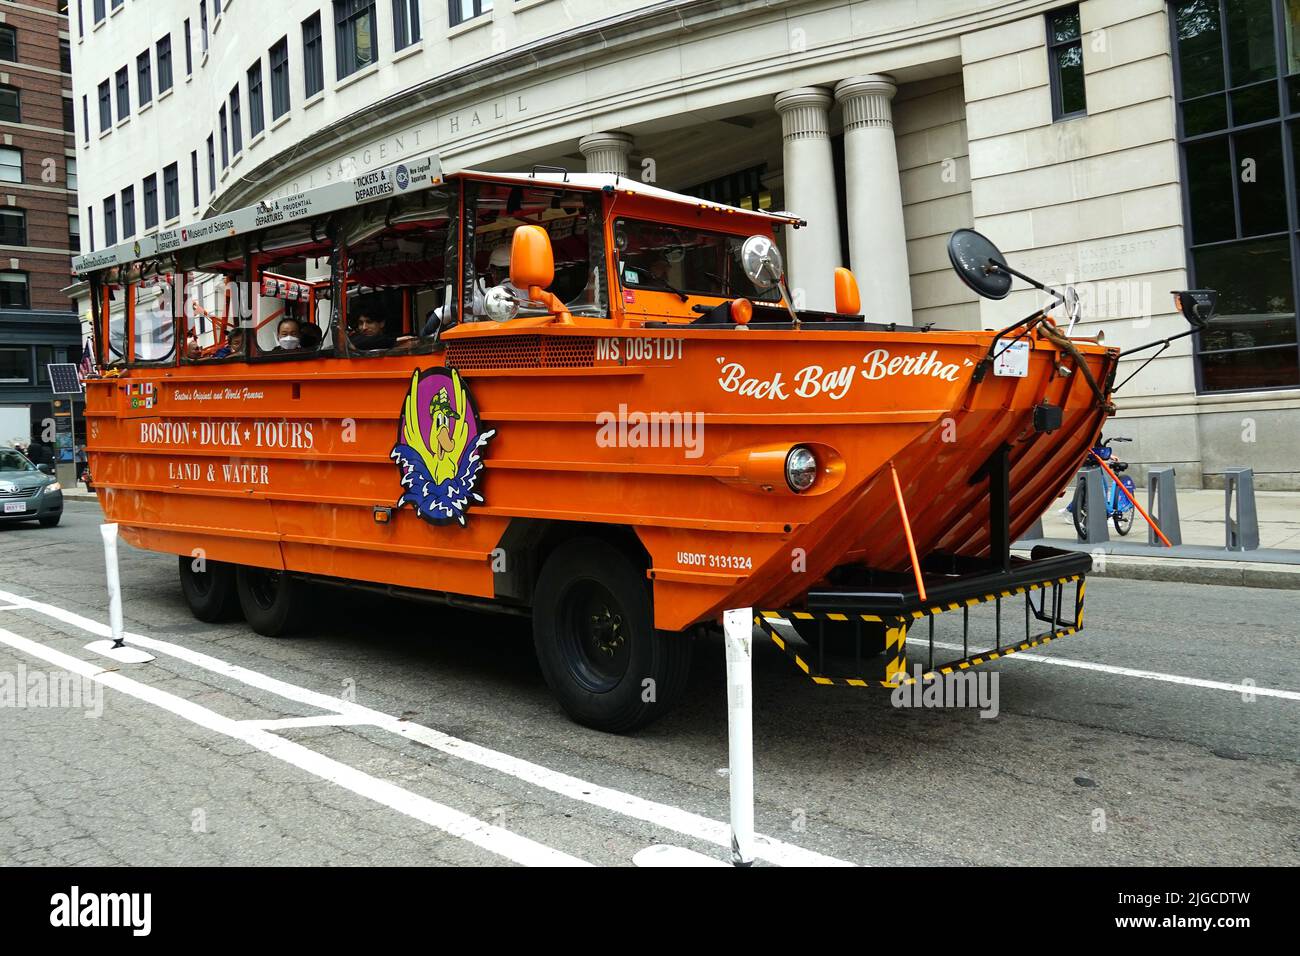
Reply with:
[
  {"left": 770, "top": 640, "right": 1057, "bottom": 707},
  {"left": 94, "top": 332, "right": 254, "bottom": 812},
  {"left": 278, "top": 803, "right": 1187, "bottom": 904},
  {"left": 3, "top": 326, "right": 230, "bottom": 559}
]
[
  {"left": 178, "top": 554, "right": 241, "bottom": 622},
  {"left": 532, "top": 538, "right": 692, "bottom": 733},
  {"left": 235, "top": 565, "right": 309, "bottom": 636},
  {"left": 1072, "top": 479, "right": 1088, "bottom": 539},
  {"left": 1114, "top": 508, "right": 1134, "bottom": 536},
  {"left": 37, "top": 514, "right": 61, "bottom": 528}
]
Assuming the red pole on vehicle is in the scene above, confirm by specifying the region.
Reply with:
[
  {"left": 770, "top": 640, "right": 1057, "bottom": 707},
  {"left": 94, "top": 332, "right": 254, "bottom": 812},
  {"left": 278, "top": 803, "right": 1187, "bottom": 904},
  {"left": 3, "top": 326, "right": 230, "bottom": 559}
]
[{"left": 1091, "top": 452, "right": 1173, "bottom": 548}]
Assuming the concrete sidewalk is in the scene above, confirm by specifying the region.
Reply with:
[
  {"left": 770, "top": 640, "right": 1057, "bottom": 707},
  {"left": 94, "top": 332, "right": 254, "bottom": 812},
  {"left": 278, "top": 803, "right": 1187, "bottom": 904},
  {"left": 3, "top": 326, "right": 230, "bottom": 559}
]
[{"left": 1020, "top": 489, "right": 1300, "bottom": 589}]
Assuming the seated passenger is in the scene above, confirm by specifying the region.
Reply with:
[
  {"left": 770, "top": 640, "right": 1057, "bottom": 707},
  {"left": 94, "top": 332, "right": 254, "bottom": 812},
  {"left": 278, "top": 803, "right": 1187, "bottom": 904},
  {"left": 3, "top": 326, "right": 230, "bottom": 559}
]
[
  {"left": 271, "top": 317, "right": 304, "bottom": 352},
  {"left": 299, "top": 322, "right": 324, "bottom": 351},
  {"left": 349, "top": 309, "right": 397, "bottom": 351},
  {"left": 213, "top": 326, "right": 246, "bottom": 358}
]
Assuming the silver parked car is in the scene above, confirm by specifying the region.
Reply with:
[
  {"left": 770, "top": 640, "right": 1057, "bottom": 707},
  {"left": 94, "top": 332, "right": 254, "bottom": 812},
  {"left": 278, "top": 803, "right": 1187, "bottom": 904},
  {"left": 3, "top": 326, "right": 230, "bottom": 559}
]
[{"left": 0, "top": 446, "right": 63, "bottom": 528}]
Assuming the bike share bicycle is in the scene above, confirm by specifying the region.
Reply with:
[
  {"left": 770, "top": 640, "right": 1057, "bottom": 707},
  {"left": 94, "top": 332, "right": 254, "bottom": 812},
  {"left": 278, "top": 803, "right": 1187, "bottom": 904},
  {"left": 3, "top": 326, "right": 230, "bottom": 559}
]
[{"left": 1070, "top": 436, "right": 1137, "bottom": 536}]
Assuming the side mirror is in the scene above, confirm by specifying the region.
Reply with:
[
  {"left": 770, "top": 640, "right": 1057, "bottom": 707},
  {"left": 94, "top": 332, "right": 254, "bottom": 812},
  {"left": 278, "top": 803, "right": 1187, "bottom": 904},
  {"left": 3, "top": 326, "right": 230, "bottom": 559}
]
[
  {"left": 834, "top": 267, "right": 861, "bottom": 315},
  {"left": 740, "top": 235, "right": 784, "bottom": 290},
  {"left": 510, "top": 225, "right": 555, "bottom": 292},
  {"left": 38, "top": 464, "right": 54, "bottom": 475},
  {"left": 947, "top": 229, "right": 1013, "bottom": 300},
  {"left": 1172, "top": 289, "right": 1217, "bottom": 328}
]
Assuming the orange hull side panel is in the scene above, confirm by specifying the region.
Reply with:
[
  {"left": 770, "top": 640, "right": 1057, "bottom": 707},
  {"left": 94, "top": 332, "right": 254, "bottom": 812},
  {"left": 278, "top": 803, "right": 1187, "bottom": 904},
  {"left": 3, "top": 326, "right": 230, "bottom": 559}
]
[{"left": 85, "top": 327, "right": 1115, "bottom": 631}]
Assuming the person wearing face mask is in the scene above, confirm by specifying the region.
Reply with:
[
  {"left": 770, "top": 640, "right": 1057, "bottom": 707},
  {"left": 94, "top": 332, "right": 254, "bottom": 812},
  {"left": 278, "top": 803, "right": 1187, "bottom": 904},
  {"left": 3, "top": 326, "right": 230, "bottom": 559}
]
[{"left": 271, "top": 317, "right": 304, "bottom": 352}]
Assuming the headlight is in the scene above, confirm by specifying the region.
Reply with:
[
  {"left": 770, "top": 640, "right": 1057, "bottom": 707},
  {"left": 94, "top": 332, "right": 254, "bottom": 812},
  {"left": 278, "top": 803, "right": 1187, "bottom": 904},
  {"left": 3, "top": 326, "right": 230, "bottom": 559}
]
[
  {"left": 42, "top": 482, "right": 62, "bottom": 494},
  {"left": 785, "top": 446, "right": 817, "bottom": 493}
]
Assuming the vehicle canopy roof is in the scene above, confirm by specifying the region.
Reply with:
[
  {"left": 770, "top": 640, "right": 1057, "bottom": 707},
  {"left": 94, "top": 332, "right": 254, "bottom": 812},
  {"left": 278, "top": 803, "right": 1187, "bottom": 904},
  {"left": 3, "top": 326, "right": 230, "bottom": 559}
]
[{"left": 70, "top": 152, "right": 803, "bottom": 277}]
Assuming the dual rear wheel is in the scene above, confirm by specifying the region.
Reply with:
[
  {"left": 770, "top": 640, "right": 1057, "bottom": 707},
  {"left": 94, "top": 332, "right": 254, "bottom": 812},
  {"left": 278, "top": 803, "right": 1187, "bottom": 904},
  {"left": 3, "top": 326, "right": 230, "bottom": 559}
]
[{"left": 176, "top": 536, "right": 692, "bottom": 733}]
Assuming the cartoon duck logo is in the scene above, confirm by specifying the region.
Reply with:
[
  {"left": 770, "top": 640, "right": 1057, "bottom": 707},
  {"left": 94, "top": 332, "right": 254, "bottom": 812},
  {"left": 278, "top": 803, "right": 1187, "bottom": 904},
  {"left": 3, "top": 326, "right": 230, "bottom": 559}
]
[{"left": 390, "top": 367, "right": 495, "bottom": 526}]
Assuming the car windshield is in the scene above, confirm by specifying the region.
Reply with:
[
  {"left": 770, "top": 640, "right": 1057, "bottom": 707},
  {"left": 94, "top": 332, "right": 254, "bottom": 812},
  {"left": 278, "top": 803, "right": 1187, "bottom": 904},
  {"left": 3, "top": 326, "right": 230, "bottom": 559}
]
[
  {"left": 614, "top": 218, "right": 781, "bottom": 301},
  {"left": 0, "top": 449, "right": 35, "bottom": 471}
]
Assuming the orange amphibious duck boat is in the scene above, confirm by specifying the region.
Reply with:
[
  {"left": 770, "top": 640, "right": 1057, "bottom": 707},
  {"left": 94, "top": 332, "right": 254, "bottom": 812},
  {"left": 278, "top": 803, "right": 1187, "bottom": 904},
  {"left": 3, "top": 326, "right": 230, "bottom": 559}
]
[{"left": 74, "top": 152, "right": 1155, "bottom": 731}]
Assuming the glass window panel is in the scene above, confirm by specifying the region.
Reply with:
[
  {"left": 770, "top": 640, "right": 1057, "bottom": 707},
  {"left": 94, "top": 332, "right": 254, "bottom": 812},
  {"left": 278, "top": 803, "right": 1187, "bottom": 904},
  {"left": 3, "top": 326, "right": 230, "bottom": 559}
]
[
  {"left": 1051, "top": 8, "right": 1081, "bottom": 44},
  {"left": 1176, "top": 0, "right": 1226, "bottom": 99},
  {"left": 1056, "top": 44, "right": 1086, "bottom": 115},
  {"left": 1235, "top": 126, "right": 1288, "bottom": 235},
  {"left": 1199, "top": 343, "right": 1300, "bottom": 389},
  {"left": 1193, "top": 237, "right": 1294, "bottom": 338},
  {"left": 1231, "top": 80, "right": 1279, "bottom": 124},
  {"left": 1226, "top": 0, "right": 1278, "bottom": 86},
  {"left": 1185, "top": 137, "right": 1236, "bottom": 244}
]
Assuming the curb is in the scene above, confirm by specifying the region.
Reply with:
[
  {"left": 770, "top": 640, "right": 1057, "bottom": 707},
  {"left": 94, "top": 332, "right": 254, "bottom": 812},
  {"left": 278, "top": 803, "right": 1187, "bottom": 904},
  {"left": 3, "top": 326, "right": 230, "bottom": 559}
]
[{"left": 1012, "top": 548, "right": 1300, "bottom": 590}]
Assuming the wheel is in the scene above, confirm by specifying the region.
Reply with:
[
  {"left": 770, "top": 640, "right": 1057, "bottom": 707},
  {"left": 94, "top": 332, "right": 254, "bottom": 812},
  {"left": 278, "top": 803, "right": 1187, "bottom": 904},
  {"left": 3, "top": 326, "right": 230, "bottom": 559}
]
[
  {"left": 1114, "top": 506, "right": 1135, "bottom": 536},
  {"left": 1072, "top": 479, "right": 1088, "bottom": 538},
  {"left": 531, "top": 538, "right": 692, "bottom": 733},
  {"left": 37, "top": 514, "right": 61, "bottom": 528},
  {"left": 178, "top": 554, "right": 240, "bottom": 622},
  {"left": 235, "top": 565, "right": 309, "bottom": 636}
]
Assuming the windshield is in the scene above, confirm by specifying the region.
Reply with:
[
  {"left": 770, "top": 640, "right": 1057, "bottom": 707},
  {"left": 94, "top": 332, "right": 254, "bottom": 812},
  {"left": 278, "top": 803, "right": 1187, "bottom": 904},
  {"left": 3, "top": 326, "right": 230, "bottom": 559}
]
[
  {"left": 614, "top": 218, "right": 780, "bottom": 302},
  {"left": 0, "top": 449, "right": 34, "bottom": 471}
]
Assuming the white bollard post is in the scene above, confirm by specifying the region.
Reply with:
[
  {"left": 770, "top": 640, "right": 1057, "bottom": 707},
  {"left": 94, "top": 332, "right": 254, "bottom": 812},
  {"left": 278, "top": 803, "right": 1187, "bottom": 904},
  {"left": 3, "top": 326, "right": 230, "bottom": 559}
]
[
  {"left": 100, "top": 522, "right": 125, "bottom": 648},
  {"left": 723, "top": 607, "right": 755, "bottom": 867}
]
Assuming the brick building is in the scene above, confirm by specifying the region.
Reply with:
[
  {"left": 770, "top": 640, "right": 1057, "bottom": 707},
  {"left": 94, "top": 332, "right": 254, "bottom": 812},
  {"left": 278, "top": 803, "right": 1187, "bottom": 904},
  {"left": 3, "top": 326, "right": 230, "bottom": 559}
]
[{"left": 0, "top": 0, "right": 79, "bottom": 453}]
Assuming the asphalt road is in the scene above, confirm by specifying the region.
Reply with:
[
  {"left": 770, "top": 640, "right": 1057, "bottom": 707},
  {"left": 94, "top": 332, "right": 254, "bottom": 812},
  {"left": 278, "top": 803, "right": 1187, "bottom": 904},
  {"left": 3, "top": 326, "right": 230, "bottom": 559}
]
[{"left": 1, "top": 500, "right": 1297, "bottom": 866}]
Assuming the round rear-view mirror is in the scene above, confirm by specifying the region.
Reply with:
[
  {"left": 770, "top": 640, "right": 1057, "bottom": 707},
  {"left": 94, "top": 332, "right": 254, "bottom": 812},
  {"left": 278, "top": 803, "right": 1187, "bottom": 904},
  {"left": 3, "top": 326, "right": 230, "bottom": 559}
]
[
  {"left": 741, "top": 235, "right": 783, "bottom": 291},
  {"left": 947, "top": 229, "right": 1013, "bottom": 300}
]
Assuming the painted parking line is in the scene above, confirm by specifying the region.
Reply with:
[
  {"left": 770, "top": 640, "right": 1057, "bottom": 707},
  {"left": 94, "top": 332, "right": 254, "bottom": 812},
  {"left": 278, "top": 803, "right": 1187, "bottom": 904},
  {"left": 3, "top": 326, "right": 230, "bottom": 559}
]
[
  {"left": 0, "top": 587, "right": 853, "bottom": 867},
  {"left": 909, "top": 638, "right": 1300, "bottom": 701},
  {"left": 0, "top": 626, "right": 589, "bottom": 867}
]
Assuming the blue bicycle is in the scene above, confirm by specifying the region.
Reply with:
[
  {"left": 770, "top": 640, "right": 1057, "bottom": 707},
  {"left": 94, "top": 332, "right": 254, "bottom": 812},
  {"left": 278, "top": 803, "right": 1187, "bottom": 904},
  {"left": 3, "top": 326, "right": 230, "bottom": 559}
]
[{"left": 1071, "top": 436, "right": 1136, "bottom": 536}]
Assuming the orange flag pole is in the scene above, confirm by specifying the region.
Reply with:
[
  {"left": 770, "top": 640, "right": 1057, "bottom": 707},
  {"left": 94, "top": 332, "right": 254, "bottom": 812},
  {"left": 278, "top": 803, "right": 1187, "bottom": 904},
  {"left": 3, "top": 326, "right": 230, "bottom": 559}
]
[
  {"left": 889, "top": 461, "right": 927, "bottom": 602},
  {"left": 1091, "top": 453, "right": 1173, "bottom": 548}
]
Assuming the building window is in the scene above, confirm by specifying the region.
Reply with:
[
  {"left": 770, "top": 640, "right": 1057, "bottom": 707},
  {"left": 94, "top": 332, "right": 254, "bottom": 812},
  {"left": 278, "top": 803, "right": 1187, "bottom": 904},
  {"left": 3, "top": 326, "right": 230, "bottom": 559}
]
[
  {"left": 158, "top": 36, "right": 174, "bottom": 93},
  {"left": 115, "top": 65, "right": 129, "bottom": 120},
  {"left": 269, "top": 36, "right": 290, "bottom": 119},
  {"left": 1047, "top": 5, "right": 1086, "bottom": 120},
  {"left": 248, "top": 60, "right": 264, "bottom": 136},
  {"left": 0, "top": 273, "right": 30, "bottom": 309},
  {"left": 0, "top": 147, "right": 20, "bottom": 184},
  {"left": 82, "top": 95, "right": 89, "bottom": 143},
  {"left": 0, "top": 26, "right": 14, "bottom": 64},
  {"left": 93, "top": 0, "right": 105, "bottom": 23},
  {"left": 60, "top": 38, "right": 72, "bottom": 74},
  {"left": 0, "top": 346, "right": 30, "bottom": 380},
  {"left": 143, "top": 173, "right": 157, "bottom": 229},
  {"left": 190, "top": 150, "right": 199, "bottom": 208},
  {"left": 1172, "top": 0, "right": 1300, "bottom": 392},
  {"left": 393, "top": 0, "right": 420, "bottom": 50},
  {"left": 111, "top": 0, "right": 122, "bottom": 10},
  {"left": 206, "top": 134, "right": 215, "bottom": 192},
  {"left": 229, "top": 86, "right": 242, "bottom": 155},
  {"left": 121, "top": 186, "right": 135, "bottom": 238},
  {"left": 164, "top": 162, "right": 179, "bottom": 220},
  {"left": 67, "top": 156, "right": 77, "bottom": 190},
  {"left": 0, "top": 208, "right": 26, "bottom": 246},
  {"left": 69, "top": 212, "right": 80, "bottom": 252},
  {"left": 0, "top": 85, "right": 20, "bottom": 124},
  {"left": 184, "top": 19, "right": 193, "bottom": 75},
  {"left": 77, "top": 0, "right": 84, "bottom": 38},
  {"left": 103, "top": 195, "right": 116, "bottom": 246},
  {"left": 86, "top": 205, "right": 93, "bottom": 252},
  {"left": 200, "top": 1, "right": 208, "bottom": 53},
  {"left": 137, "top": 50, "right": 152, "bottom": 107},
  {"left": 303, "top": 13, "right": 324, "bottom": 98},
  {"left": 219, "top": 104, "right": 228, "bottom": 167},
  {"left": 63, "top": 97, "right": 75, "bottom": 132},
  {"left": 214, "top": 0, "right": 222, "bottom": 16},
  {"left": 98, "top": 80, "right": 111, "bottom": 131},
  {"left": 449, "top": 0, "right": 491, "bottom": 29},
  {"left": 334, "top": 1, "right": 377, "bottom": 80}
]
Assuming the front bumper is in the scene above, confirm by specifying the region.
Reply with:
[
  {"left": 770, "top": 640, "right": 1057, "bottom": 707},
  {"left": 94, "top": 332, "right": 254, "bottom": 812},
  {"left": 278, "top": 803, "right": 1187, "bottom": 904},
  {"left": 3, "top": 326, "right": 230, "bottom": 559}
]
[
  {"left": 0, "top": 488, "right": 63, "bottom": 523},
  {"left": 755, "top": 546, "right": 1090, "bottom": 687}
]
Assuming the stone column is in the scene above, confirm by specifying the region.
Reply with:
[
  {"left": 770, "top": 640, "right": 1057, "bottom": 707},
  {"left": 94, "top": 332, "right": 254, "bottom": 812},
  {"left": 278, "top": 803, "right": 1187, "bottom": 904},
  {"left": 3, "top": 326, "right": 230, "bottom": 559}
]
[
  {"left": 578, "top": 131, "right": 635, "bottom": 176},
  {"left": 774, "top": 87, "right": 841, "bottom": 312},
  {"left": 835, "top": 75, "right": 913, "bottom": 325}
]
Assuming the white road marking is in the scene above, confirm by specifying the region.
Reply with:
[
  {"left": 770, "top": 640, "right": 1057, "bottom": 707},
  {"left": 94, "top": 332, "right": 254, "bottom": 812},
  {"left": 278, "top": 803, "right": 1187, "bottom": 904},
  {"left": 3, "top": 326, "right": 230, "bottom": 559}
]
[
  {"left": 633, "top": 844, "right": 730, "bottom": 867},
  {"left": 0, "top": 587, "right": 852, "bottom": 868},
  {"left": 238, "top": 714, "right": 380, "bottom": 730},
  {"left": 0, "top": 626, "right": 589, "bottom": 867},
  {"left": 909, "top": 638, "right": 1300, "bottom": 701}
]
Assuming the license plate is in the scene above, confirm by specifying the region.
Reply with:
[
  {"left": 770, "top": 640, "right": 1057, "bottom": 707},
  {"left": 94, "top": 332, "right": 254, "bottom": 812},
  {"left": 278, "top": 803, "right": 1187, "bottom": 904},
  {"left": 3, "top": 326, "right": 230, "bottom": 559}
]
[
  {"left": 993, "top": 339, "right": 1030, "bottom": 377},
  {"left": 3, "top": 501, "right": 26, "bottom": 513}
]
